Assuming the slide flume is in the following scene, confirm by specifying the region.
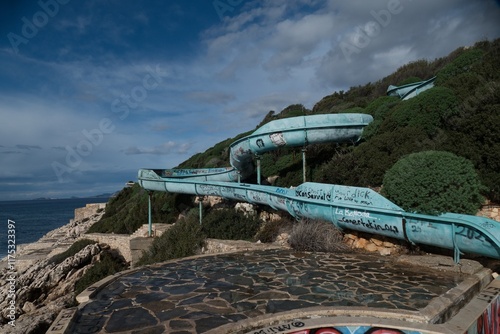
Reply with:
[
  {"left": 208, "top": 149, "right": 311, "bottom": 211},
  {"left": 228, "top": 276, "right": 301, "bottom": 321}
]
[
  {"left": 387, "top": 76, "right": 436, "bottom": 100},
  {"left": 138, "top": 114, "right": 500, "bottom": 261}
]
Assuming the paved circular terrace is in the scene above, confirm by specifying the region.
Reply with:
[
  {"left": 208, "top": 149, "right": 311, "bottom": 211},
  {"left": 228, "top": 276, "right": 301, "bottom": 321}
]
[{"left": 69, "top": 249, "right": 481, "bottom": 334}]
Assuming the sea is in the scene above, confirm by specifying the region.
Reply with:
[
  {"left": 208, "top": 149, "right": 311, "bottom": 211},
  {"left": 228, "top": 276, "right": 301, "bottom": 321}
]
[{"left": 0, "top": 197, "right": 109, "bottom": 259}]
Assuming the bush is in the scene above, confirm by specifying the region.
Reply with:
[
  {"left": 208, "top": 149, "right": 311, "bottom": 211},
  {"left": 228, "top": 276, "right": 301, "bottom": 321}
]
[
  {"left": 49, "top": 239, "right": 97, "bottom": 265},
  {"left": 389, "top": 86, "right": 459, "bottom": 136},
  {"left": 201, "top": 208, "right": 261, "bottom": 241},
  {"left": 137, "top": 214, "right": 205, "bottom": 266},
  {"left": 74, "top": 251, "right": 127, "bottom": 295},
  {"left": 436, "top": 48, "right": 484, "bottom": 86},
  {"left": 288, "top": 219, "right": 348, "bottom": 253},
  {"left": 382, "top": 151, "right": 485, "bottom": 215}
]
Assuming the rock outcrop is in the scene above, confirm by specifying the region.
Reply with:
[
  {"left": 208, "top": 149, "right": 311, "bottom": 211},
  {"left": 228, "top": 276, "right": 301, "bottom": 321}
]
[{"left": 0, "top": 204, "right": 106, "bottom": 334}]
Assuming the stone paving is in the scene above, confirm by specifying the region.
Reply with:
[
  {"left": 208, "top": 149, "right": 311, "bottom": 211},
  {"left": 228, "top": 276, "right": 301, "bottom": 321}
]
[{"left": 70, "top": 249, "right": 468, "bottom": 334}]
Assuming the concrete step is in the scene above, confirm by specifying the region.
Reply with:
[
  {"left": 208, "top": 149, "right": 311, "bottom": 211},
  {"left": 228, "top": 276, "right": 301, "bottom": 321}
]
[{"left": 131, "top": 223, "right": 172, "bottom": 238}]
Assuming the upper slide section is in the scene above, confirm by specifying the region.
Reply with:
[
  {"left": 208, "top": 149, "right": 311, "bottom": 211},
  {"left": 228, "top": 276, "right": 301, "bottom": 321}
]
[
  {"left": 230, "top": 113, "right": 373, "bottom": 180},
  {"left": 151, "top": 114, "right": 373, "bottom": 182}
]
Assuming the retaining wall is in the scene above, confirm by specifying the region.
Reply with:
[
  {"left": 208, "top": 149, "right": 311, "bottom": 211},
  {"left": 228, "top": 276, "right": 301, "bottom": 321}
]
[
  {"left": 74, "top": 203, "right": 106, "bottom": 222},
  {"left": 83, "top": 233, "right": 132, "bottom": 263}
]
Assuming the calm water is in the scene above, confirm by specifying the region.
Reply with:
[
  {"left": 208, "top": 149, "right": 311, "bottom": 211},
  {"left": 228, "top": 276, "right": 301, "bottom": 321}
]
[{"left": 0, "top": 197, "right": 109, "bottom": 259}]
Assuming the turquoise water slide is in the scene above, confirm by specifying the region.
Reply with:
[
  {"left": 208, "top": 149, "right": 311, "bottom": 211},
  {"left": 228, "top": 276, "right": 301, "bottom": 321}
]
[
  {"left": 138, "top": 114, "right": 500, "bottom": 261},
  {"left": 387, "top": 76, "right": 436, "bottom": 100}
]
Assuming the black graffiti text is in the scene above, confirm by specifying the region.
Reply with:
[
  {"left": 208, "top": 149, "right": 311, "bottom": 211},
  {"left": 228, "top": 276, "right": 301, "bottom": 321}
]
[{"left": 339, "top": 217, "right": 399, "bottom": 234}]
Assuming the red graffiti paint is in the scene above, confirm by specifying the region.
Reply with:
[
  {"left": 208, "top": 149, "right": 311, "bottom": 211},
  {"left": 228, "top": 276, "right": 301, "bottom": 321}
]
[
  {"left": 367, "top": 329, "right": 404, "bottom": 334},
  {"left": 289, "top": 329, "right": 341, "bottom": 334},
  {"left": 315, "top": 329, "right": 342, "bottom": 334}
]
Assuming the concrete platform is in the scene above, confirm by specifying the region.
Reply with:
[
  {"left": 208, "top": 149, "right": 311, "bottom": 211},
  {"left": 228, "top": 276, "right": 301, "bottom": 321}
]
[{"left": 57, "top": 249, "right": 498, "bottom": 334}]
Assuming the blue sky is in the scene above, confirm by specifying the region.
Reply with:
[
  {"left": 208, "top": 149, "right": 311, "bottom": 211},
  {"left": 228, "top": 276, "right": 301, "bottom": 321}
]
[{"left": 0, "top": 0, "right": 499, "bottom": 201}]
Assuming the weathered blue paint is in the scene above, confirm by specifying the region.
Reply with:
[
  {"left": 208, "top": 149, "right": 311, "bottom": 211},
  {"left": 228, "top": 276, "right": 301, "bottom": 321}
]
[
  {"left": 138, "top": 114, "right": 500, "bottom": 261},
  {"left": 387, "top": 76, "right": 436, "bottom": 100}
]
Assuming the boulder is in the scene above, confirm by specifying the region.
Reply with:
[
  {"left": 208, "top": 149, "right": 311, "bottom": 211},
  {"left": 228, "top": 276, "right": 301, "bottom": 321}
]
[{"left": 235, "top": 202, "right": 256, "bottom": 217}]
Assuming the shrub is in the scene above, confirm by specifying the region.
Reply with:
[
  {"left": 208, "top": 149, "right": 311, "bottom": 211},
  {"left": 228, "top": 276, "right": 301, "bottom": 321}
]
[
  {"left": 436, "top": 48, "right": 484, "bottom": 86},
  {"left": 389, "top": 86, "right": 459, "bottom": 136},
  {"left": 75, "top": 251, "right": 127, "bottom": 295},
  {"left": 288, "top": 219, "right": 348, "bottom": 253},
  {"left": 137, "top": 214, "right": 205, "bottom": 266},
  {"left": 201, "top": 208, "right": 261, "bottom": 240},
  {"left": 382, "top": 151, "right": 485, "bottom": 215},
  {"left": 48, "top": 239, "right": 97, "bottom": 265}
]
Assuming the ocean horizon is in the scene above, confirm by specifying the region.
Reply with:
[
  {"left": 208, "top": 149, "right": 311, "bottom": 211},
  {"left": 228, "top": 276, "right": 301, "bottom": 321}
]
[{"left": 0, "top": 197, "right": 110, "bottom": 259}]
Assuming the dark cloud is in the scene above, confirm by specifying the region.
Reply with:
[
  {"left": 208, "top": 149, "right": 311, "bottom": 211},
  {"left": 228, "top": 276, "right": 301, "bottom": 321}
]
[
  {"left": 16, "top": 145, "right": 42, "bottom": 150},
  {"left": 1, "top": 151, "right": 22, "bottom": 154}
]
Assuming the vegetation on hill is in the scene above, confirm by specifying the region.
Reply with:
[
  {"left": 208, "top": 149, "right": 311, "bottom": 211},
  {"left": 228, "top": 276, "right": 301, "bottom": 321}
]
[
  {"left": 201, "top": 208, "right": 261, "bottom": 240},
  {"left": 382, "top": 151, "right": 485, "bottom": 215},
  {"left": 87, "top": 184, "right": 193, "bottom": 234},
  {"left": 137, "top": 213, "right": 205, "bottom": 266},
  {"left": 89, "top": 38, "right": 499, "bottom": 237}
]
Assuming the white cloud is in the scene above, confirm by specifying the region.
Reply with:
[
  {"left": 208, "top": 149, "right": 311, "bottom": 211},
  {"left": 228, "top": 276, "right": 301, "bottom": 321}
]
[{"left": 0, "top": 0, "right": 499, "bottom": 200}]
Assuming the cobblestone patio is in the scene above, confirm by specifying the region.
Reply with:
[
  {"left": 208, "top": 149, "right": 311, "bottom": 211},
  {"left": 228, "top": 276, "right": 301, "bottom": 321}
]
[{"left": 71, "top": 249, "right": 467, "bottom": 333}]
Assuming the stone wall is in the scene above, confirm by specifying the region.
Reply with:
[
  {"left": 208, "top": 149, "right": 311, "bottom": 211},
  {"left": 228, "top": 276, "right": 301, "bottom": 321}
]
[
  {"left": 130, "top": 237, "right": 155, "bottom": 267},
  {"left": 343, "top": 231, "right": 407, "bottom": 256},
  {"left": 477, "top": 201, "right": 500, "bottom": 222},
  {"left": 74, "top": 203, "right": 106, "bottom": 222},
  {"left": 202, "top": 239, "right": 281, "bottom": 254},
  {"left": 83, "top": 233, "right": 132, "bottom": 263}
]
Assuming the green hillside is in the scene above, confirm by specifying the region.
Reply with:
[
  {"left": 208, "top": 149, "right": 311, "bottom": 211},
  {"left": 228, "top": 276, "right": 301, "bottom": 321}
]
[{"left": 89, "top": 38, "right": 500, "bottom": 234}]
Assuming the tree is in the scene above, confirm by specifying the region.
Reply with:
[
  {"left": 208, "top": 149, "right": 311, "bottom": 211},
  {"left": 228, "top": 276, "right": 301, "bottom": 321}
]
[{"left": 382, "top": 151, "right": 485, "bottom": 215}]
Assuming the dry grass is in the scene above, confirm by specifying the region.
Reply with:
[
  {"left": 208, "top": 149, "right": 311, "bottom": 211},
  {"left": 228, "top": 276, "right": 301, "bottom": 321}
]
[{"left": 288, "top": 219, "right": 348, "bottom": 253}]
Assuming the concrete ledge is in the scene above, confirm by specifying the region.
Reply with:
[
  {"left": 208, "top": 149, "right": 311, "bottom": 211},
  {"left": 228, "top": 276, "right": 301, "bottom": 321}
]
[
  {"left": 446, "top": 277, "right": 500, "bottom": 332},
  {"left": 420, "top": 267, "right": 492, "bottom": 323},
  {"left": 75, "top": 267, "right": 141, "bottom": 304},
  {"left": 45, "top": 307, "right": 78, "bottom": 334}
]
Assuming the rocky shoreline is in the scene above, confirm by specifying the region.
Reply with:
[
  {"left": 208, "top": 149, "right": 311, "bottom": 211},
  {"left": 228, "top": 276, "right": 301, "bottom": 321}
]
[{"left": 0, "top": 204, "right": 107, "bottom": 334}]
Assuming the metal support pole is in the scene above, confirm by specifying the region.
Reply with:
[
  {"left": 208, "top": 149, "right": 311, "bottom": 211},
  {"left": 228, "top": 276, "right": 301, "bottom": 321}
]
[
  {"left": 237, "top": 171, "right": 241, "bottom": 184},
  {"left": 256, "top": 155, "right": 261, "bottom": 185},
  {"left": 302, "top": 148, "right": 307, "bottom": 183},
  {"left": 148, "top": 192, "right": 153, "bottom": 237},
  {"left": 199, "top": 199, "right": 203, "bottom": 225}
]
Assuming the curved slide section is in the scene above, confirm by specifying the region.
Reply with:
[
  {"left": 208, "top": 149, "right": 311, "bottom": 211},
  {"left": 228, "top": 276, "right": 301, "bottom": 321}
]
[
  {"left": 153, "top": 114, "right": 373, "bottom": 182},
  {"left": 138, "top": 114, "right": 500, "bottom": 261},
  {"left": 387, "top": 76, "right": 436, "bottom": 100}
]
